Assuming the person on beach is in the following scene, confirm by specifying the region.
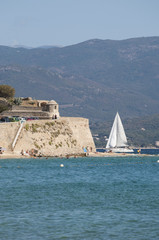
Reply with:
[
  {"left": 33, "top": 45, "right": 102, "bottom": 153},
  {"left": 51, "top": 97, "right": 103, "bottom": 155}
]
[{"left": 137, "top": 149, "right": 141, "bottom": 154}]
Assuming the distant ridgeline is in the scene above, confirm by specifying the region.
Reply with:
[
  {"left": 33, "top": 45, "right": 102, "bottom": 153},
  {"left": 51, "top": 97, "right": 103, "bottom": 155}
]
[{"left": 0, "top": 37, "right": 159, "bottom": 121}]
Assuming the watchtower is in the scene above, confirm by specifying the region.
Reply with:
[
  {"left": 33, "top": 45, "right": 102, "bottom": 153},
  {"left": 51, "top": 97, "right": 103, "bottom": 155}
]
[{"left": 46, "top": 100, "right": 60, "bottom": 119}]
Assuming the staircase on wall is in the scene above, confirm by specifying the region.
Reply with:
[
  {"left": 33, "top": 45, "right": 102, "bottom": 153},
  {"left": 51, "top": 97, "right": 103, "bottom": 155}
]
[{"left": 12, "top": 121, "right": 24, "bottom": 150}]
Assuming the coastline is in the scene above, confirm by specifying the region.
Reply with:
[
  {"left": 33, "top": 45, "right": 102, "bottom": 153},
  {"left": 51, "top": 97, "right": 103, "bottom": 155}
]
[{"left": 0, "top": 151, "right": 152, "bottom": 159}]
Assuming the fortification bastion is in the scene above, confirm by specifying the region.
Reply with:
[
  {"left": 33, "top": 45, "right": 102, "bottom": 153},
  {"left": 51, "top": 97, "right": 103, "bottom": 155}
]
[{"left": 0, "top": 117, "right": 96, "bottom": 157}]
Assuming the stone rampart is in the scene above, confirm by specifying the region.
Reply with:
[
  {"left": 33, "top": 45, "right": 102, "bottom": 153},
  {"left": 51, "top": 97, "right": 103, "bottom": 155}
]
[
  {"left": 0, "top": 122, "right": 20, "bottom": 150},
  {"left": 12, "top": 105, "right": 41, "bottom": 111},
  {"left": 0, "top": 117, "right": 96, "bottom": 156},
  {"left": 1, "top": 110, "right": 50, "bottom": 118}
]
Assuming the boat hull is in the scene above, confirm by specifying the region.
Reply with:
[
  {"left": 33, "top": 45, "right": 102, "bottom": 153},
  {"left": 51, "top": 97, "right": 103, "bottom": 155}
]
[{"left": 108, "top": 148, "right": 134, "bottom": 153}]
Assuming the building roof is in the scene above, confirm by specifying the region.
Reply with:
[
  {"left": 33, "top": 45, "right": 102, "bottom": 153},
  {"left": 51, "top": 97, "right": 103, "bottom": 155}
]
[{"left": 48, "top": 100, "right": 58, "bottom": 105}]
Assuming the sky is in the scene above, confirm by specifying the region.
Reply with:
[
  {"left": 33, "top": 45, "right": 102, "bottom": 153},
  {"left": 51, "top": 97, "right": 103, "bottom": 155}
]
[{"left": 0, "top": 0, "right": 159, "bottom": 47}]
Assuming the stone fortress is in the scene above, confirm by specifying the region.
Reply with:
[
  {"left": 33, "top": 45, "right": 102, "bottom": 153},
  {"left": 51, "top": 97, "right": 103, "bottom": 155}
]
[
  {"left": 0, "top": 98, "right": 96, "bottom": 157},
  {"left": 0, "top": 97, "right": 60, "bottom": 119}
]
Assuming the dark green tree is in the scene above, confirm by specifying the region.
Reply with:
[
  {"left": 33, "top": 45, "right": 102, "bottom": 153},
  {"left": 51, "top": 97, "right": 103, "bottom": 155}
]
[{"left": 0, "top": 85, "right": 15, "bottom": 98}]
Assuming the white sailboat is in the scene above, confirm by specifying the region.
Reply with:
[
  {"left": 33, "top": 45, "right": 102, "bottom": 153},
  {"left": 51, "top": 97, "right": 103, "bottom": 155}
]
[{"left": 106, "top": 112, "right": 134, "bottom": 153}]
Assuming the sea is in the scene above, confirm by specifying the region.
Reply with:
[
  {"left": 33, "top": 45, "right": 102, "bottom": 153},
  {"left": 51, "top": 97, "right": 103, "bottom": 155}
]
[{"left": 0, "top": 156, "right": 159, "bottom": 240}]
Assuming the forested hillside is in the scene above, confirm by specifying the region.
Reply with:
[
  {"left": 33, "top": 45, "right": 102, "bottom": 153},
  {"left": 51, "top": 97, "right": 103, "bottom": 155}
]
[
  {"left": 90, "top": 114, "right": 159, "bottom": 148},
  {"left": 0, "top": 37, "right": 159, "bottom": 121}
]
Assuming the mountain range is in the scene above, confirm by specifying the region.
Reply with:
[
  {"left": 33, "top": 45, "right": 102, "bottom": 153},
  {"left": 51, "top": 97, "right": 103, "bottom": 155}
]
[{"left": 0, "top": 37, "right": 159, "bottom": 121}]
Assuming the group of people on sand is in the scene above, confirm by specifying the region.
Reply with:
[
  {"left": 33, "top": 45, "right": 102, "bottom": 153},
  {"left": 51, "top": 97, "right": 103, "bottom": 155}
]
[
  {"left": 21, "top": 149, "right": 42, "bottom": 157},
  {"left": 83, "top": 146, "right": 93, "bottom": 156},
  {"left": 21, "top": 149, "right": 30, "bottom": 156}
]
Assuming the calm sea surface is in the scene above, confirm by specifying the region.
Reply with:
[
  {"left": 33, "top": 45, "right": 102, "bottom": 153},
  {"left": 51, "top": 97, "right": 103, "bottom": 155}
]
[{"left": 0, "top": 156, "right": 159, "bottom": 240}]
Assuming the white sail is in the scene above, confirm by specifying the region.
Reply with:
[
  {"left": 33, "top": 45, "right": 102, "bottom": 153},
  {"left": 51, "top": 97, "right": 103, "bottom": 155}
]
[{"left": 106, "top": 112, "right": 128, "bottom": 149}]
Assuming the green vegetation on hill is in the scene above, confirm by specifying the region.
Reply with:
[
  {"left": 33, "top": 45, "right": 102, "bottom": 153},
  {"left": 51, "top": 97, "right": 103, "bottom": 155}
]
[
  {"left": 90, "top": 114, "right": 159, "bottom": 148},
  {"left": 0, "top": 37, "right": 159, "bottom": 121}
]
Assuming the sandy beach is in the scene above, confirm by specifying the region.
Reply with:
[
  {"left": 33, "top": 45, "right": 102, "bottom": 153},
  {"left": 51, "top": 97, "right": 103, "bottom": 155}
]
[{"left": 0, "top": 151, "right": 144, "bottom": 159}]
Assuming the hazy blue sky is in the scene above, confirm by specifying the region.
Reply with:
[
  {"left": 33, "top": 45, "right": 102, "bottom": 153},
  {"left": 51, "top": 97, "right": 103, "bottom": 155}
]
[{"left": 0, "top": 0, "right": 159, "bottom": 47}]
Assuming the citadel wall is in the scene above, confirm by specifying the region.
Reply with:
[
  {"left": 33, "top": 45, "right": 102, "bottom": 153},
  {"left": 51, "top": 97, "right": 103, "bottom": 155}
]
[{"left": 0, "top": 117, "right": 96, "bottom": 156}]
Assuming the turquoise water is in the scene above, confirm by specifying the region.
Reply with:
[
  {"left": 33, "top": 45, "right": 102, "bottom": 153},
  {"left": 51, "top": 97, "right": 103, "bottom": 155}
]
[{"left": 0, "top": 156, "right": 159, "bottom": 240}]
